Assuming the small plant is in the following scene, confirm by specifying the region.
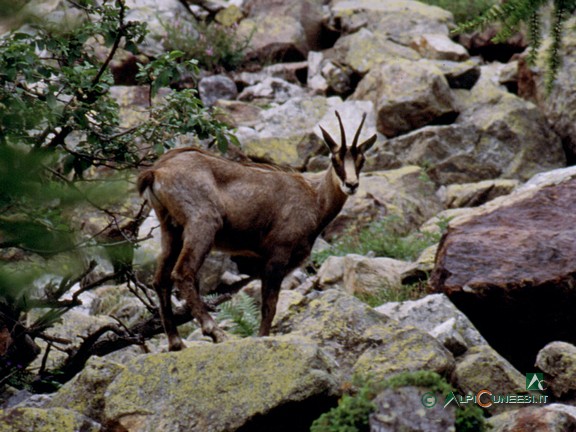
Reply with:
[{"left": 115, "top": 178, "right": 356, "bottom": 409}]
[
  {"left": 160, "top": 15, "right": 251, "bottom": 72},
  {"left": 216, "top": 292, "right": 260, "bottom": 337},
  {"left": 354, "top": 280, "right": 428, "bottom": 307},
  {"left": 311, "top": 371, "right": 488, "bottom": 432},
  {"left": 313, "top": 216, "right": 443, "bottom": 267}
]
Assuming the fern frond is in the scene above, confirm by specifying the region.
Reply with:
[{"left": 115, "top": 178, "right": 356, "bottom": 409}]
[
  {"left": 545, "top": 0, "right": 569, "bottom": 91},
  {"left": 217, "top": 292, "right": 260, "bottom": 337}
]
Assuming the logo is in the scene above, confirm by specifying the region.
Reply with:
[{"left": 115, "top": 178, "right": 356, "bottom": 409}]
[
  {"left": 443, "top": 392, "right": 460, "bottom": 408},
  {"left": 526, "top": 373, "right": 547, "bottom": 391},
  {"left": 421, "top": 392, "right": 437, "bottom": 409}
]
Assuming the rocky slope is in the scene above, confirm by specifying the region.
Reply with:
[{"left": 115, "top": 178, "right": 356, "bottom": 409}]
[{"left": 3, "top": 0, "right": 576, "bottom": 431}]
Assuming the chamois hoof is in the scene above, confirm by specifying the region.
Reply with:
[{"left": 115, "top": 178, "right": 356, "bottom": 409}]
[
  {"left": 210, "top": 328, "right": 228, "bottom": 344},
  {"left": 168, "top": 337, "right": 186, "bottom": 352}
]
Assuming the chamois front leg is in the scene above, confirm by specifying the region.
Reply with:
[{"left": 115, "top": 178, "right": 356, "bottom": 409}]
[
  {"left": 259, "top": 260, "right": 288, "bottom": 337},
  {"left": 172, "top": 227, "right": 227, "bottom": 344}
]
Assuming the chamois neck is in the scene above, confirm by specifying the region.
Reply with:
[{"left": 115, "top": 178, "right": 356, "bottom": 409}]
[{"left": 316, "top": 166, "right": 348, "bottom": 231}]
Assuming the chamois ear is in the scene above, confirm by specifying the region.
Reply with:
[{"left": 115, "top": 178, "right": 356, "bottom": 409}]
[
  {"left": 358, "top": 134, "right": 377, "bottom": 153},
  {"left": 319, "top": 125, "right": 340, "bottom": 154}
]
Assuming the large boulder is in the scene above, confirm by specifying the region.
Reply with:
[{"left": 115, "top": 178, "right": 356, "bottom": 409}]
[
  {"left": 376, "top": 294, "right": 488, "bottom": 356},
  {"left": 238, "top": 0, "right": 324, "bottom": 62},
  {"left": 104, "top": 336, "right": 339, "bottom": 432},
  {"left": 352, "top": 59, "right": 458, "bottom": 138},
  {"left": 274, "top": 289, "right": 454, "bottom": 381},
  {"left": 453, "top": 345, "right": 526, "bottom": 414},
  {"left": 330, "top": 0, "right": 454, "bottom": 45},
  {"left": 429, "top": 167, "right": 576, "bottom": 371}
]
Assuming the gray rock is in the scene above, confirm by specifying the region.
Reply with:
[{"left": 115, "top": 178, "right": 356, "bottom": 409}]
[
  {"left": 376, "top": 293, "right": 488, "bottom": 355},
  {"left": 198, "top": 75, "right": 238, "bottom": 107},
  {"left": 370, "top": 386, "right": 455, "bottom": 432},
  {"left": 536, "top": 341, "right": 576, "bottom": 398},
  {"left": 489, "top": 404, "right": 576, "bottom": 432},
  {"left": 352, "top": 59, "right": 458, "bottom": 138}
]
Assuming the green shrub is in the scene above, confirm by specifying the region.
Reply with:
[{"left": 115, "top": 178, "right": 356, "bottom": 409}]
[
  {"left": 311, "top": 371, "right": 488, "bottom": 432},
  {"left": 160, "top": 15, "right": 251, "bottom": 72},
  {"left": 312, "top": 216, "right": 445, "bottom": 267}
]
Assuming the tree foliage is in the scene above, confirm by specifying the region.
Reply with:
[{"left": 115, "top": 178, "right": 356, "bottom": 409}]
[
  {"left": 0, "top": 0, "right": 236, "bottom": 392},
  {"left": 454, "top": 0, "right": 576, "bottom": 90}
]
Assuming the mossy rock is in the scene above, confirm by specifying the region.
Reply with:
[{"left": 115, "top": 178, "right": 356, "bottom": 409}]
[
  {"left": 0, "top": 407, "right": 99, "bottom": 432},
  {"left": 47, "top": 357, "right": 125, "bottom": 423},
  {"left": 275, "top": 289, "right": 454, "bottom": 380},
  {"left": 104, "top": 335, "right": 339, "bottom": 432}
]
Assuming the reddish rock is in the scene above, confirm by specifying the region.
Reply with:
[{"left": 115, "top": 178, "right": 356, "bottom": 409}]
[{"left": 430, "top": 177, "right": 576, "bottom": 371}]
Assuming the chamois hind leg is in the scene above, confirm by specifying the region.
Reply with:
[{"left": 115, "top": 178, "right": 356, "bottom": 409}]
[
  {"left": 154, "top": 224, "right": 185, "bottom": 351},
  {"left": 172, "top": 225, "right": 227, "bottom": 343},
  {"left": 259, "top": 259, "right": 289, "bottom": 337}
]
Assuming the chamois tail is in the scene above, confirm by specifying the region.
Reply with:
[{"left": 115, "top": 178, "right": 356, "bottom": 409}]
[{"left": 137, "top": 170, "right": 155, "bottom": 196}]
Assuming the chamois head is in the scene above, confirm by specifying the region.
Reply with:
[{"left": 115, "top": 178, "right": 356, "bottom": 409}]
[{"left": 319, "top": 111, "right": 377, "bottom": 195}]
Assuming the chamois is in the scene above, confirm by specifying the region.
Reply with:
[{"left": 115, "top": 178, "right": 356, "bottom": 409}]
[{"left": 138, "top": 111, "right": 377, "bottom": 350}]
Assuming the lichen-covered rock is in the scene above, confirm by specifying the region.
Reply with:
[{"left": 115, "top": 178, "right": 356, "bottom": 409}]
[
  {"left": 454, "top": 65, "right": 565, "bottom": 181},
  {"left": 327, "top": 28, "right": 420, "bottom": 75},
  {"left": 453, "top": 345, "right": 526, "bottom": 414},
  {"left": 352, "top": 59, "right": 458, "bottom": 138},
  {"left": 275, "top": 289, "right": 453, "bottom": 381},
  {"left": 370, "top": 386, "right": 455, "bottom": 432},
  {"left": 198, "top": 75, "right": 238, "bottom": 107},
  {"left": 536, "top": 341, "right": 576, "bottom": 398},
  {"left": 376, "top": 294, "right": 488, "bottom": 356},
  {"left": 237, "top": 77, "right": 306, "bottom": 103},
  {"left": 0, "top": 407, "right": 100, "bottom": 432},
  {"left": 47, "top": 357, "right": 125, "bottom": 423},
  {"left": 104, "top": 336, "right": 339, "bottom": 432},
  {"left": 331, "top": 0, "right": 454, "bottom": 45},
  {"left": 411, "top": 33, "right": 469, "bottom": 61}
]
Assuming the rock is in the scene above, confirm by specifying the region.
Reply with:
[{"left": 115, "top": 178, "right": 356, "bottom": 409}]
[
  {"left": 454, "top": 65, "right": 566, "bottom": 181},
  {"left": 436, "top": 59, "right": 481, "bottom": 90},
  {"left": 453, "top": 345, "right": 526, "bottom": 414},
  {"left": 198, "top": 75, "right": 238, "bottom": 107},
  {"left": 352, "top": 59, "right": 458, "bottom": 138},
  {"left": 238, "top": 16, "right": 308, "bottom": 63},
  {"left": 275, "top": 289, "right": 454, "bottom": 381},
  {"left": 411, "top": 33, "right": 469, "bottom": 61},
  {"left": 124, "top": 0, "right": 189, "bottom": 57},
  {"left": 458, "top": 25, "right": 527, "bottom": 63},
  {"left": 47, "top": 357, "right": 125, "bottom": 423},
  {"left": 237, "top": 77, "right": 306, "bottom": 103},
  {"left": 238, "top": 97, "right": 375, "bottom": 168},
  {"left": 327, "top": 28, "right": 420, "bottom": 75},
  {"left": 212, "top": 100, "right": 262, "bottom": 128},
  {"left": 429, "top": 169, "right": 576, "bottom": 371},
  {"left": 536, "top": 341, "right": 576, "bottom": 398},
  {"left": 243, "top": 0, "right": 325, "bottom": 52},
  {"left": 324, "top": 166, "right": 443, "bottom": 240},
  {"left": 489, "top": 404, "right": 576, "bottom": 432},
  {"left": 370, "top": 386, "right": 455, "bottom": 432},
  {"left": 104, "top": 336, "right": 339, "bottom": 432},
  {"left": 0, "top": 407, "right": 100, "bottom": 432},
  {"left": 232, "top": 62, "right": 308, "bottom": 87},
  {"left": 316, "top": 254, "right": 413, "bottom": 296},
  {"left": 376, "top": 294, "right": 488, "bottom": 357},
  {"left": 330, "top": 0, "right": 454, "bottom": 46},
  {"left": 437, "top": 179, "right": 519, "bottom": 209}
]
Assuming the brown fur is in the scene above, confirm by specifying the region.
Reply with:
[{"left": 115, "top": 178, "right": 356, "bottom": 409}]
[{"left": 139, "top": 112, "right": 377, "bottom": 350}]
